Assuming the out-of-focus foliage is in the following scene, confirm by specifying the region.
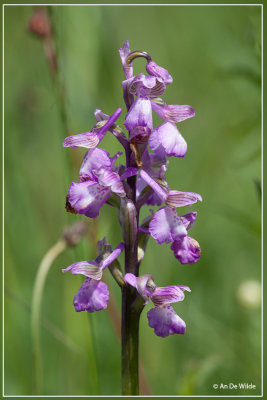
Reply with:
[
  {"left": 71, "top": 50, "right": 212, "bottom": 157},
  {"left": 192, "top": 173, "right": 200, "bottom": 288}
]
[{"left": 4, "top": 5, "right": 261, "bottom": 396}]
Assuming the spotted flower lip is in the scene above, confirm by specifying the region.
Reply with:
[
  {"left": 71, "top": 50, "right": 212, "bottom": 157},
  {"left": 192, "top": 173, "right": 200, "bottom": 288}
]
[
  {"left": 149, "top": 207, "right": 187, "bottom": 244},
  {"left": 147, "top": 305, "right": 186, "bottom": 337},
  {"left": 63, "top": 108, "right": 122, "bottom": 149},
  {"left": 73, "top": 278, "right": 110, "bottom": 313},
  {"left": 67, "top": 148, "right": 126, "bottom": 218},
  {"left": 171, "top": 236, "right": 201, "bottom": 264}
]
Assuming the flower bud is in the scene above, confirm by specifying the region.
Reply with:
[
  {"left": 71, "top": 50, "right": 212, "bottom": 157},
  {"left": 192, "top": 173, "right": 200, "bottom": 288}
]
[{"left": 27, "top": 9, "right": 51, "bottom": 38}]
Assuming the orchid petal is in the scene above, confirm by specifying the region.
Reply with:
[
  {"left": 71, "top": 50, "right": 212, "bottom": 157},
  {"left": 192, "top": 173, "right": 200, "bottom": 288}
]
[
  {"left": 152, "top": 102, "right": 195, "bottom": 123},
  {"left": 94, "top": 168, "right": 126, "bottom": 197},
  {"left": 68, "top": 181, "right": 110, "bottom": 218},
  {"left": 63, "top": 131, "right": 99, "bottom": 149},
  {"left": 171, "top": 236, "right": 201, "bottom": 264},
  {"left": 150, "top": 122, "right": 187, "bottom": 158},
  {"left": 146, "top": 61, "right": 173, "bottom": 85},
  {"left": 151, "top": 285, "right": 190, "bottom": 307},
  {"left": 124, "top": 97, "right": 153, "bottom": 132},
  {"left": 147, "top": 305, "right": 186, "bottom": 337},
  {"left": 181, "top": 212, "right": 197, "bottom": 230},
  {"left": 62, "top": 261, "right": 103, "bottom": 280},
  {"left": 79, "top": 148, "right": 111, "bottom": 180},
  {"left": 73, "top": 278, "right": 109, "bottom": 313},
  {"left": 149, "top": 207, "right": 187, "bottom": 244}
]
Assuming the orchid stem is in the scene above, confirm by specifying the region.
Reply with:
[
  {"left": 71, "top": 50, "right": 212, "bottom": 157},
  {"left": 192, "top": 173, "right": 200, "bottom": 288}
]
[
  {"left": 121, "top": 172, "right": 141, "bottom": 395},
  {"left": 31, "top": 239, "right": 67, "bottom": 394},
  {"left": 121, "top": 288, "right": 140, "bottom": 395}
]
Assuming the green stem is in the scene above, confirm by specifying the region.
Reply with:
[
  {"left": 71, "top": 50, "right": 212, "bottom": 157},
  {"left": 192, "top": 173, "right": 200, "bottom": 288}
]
[
  {"left": 121, "top": 286, "right": 140, "bottom": 395},
  {"left": 31, "top": 239, "right": 67, "bottom": 394},
  {"left": 121, "top": 173, "right": 141, "bottom": 395}
]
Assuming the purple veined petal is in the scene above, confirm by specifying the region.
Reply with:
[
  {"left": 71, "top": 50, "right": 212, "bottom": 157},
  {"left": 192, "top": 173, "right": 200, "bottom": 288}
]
[
  {"left": 120, "top": 167, "right": 139, "bottom": 181},
  {"left": 68, "top": 181, "right": 110, "bottom": 218},
  {"left": 94, "top": 168, "right": 126, "bottom": 197},
  {"left": 150, "top": 122, "right": 187, "bottom": 158},
  {"left": 149, "top": 207, "right": 187, "bottom": 244},
  {"left": 79, "top": 148, "right": 111, "bottom": 180},
  {"left": 101, "top": 242, "right": 125, "bottom": 270},
  {"left": 73, "top": 278, "right": 109, "bottom": 313},
  {"left": 124, "top": 96, "right": 153, "bottom": 132},
  {"left": 152, "top": 102, "right": 195, "bottom": 123},
  {"left": 146, "top": 61, "right": 173, "bottom": 85},
  {"left": 171, "top": 236, "right": 201, "bottom": 264},
  {"left": 181, "top": 211, "right": 197, "bottom": 230},
  {"left": 151, "top": 285, "right": 190, "bottom": 307},
  {"left": 119, "top": 40, "right": 133, "bottom": 79},
  {"left": 63, "top": 131, "right": 99, "bottom": 149},
  {"left": 147, "top": 305, "right": 186, "bottom": 337},
  {"left": 64, "top": 109, "right": 122, "bottom": 151},
  {"left": 166, "top": 191, "right": 202, "bottom": 208},
  {"left": 62, "top": 261, "right": 103, "bottom": 280}
]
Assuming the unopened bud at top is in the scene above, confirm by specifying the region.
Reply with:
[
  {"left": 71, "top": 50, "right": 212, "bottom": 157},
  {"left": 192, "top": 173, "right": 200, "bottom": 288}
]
[{"left": 27, "top": 9, "right": 51, "bottom": 38}]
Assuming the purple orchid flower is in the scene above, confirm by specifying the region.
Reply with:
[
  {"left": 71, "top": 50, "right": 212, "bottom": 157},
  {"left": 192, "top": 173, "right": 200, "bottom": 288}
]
[
  {"left": 67, "top": 148, "right": 126, "bottom": 218},
  {"left": 62, "top": 42, "right": 202, "bottom": 393},
  {"left": 63, "top": 108, "right": 122, "bottom": 149},
  {"left": 149, "top": 207, "right": 201, "bottom": 264},
  {"left": 62, "top": 240, "right": 124, "bottom": 313},
  {"left": 125, "top": 273, "right": 190, "bottom": 337},
  {"left": 124, "top": 74, "right": 166, "bottom": 147}
]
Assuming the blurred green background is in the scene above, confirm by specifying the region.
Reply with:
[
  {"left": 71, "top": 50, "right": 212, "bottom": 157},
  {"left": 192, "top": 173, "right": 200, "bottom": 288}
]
[{"left": 4, "top": 4, "right": 261, "bottom": 396}]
